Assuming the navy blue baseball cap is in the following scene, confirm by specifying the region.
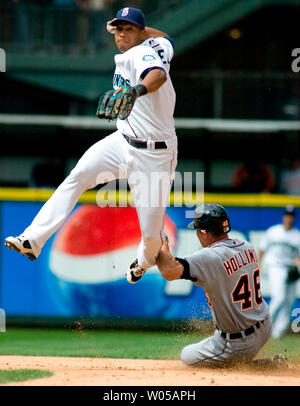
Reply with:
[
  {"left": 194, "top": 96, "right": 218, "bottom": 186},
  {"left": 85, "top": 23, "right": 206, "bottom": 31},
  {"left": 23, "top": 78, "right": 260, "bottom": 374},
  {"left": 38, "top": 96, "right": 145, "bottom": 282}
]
[
  {"left": 284, "top": 205, "right": 296, "bottom": 216},
  {"left": 111, "top": 7, "right": 146, "bottom": 30}
]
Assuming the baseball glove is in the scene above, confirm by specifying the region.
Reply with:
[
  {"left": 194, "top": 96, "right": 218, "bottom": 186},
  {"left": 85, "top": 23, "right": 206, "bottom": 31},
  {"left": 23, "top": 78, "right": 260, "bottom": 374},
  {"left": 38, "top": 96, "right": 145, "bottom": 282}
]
[
  {"left": 96, "top": 89, "right": 124, "bottom": 120},
  {"left": 114, "top": 86, "right": 138, "bottom": 120},
  {"left": 96, "top": 86, "right": 139, "bottom": 121}
]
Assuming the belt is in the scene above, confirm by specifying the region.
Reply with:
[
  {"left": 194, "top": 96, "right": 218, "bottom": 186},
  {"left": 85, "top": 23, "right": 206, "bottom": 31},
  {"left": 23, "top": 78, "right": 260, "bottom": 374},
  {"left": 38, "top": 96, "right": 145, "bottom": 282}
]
[
  {"left": 219, "top": 319, "right": 265, "bottom": 340},
  {"left": 123, "top": 134, "right": 167, "bottom": 149}
]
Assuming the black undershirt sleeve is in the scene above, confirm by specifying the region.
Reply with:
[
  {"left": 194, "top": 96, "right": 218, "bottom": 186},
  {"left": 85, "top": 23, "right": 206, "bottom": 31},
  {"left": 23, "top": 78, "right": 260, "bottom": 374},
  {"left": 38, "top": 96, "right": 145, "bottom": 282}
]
[{"left": 175, "top": 257, "right": 197, "bottom": 282}]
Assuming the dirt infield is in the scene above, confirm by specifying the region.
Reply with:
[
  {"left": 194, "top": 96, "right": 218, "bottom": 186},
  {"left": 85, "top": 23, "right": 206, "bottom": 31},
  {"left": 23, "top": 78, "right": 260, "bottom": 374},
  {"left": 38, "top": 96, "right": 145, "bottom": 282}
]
[{"left": 1, "top": 356, "right": 300, "bottom": 386}]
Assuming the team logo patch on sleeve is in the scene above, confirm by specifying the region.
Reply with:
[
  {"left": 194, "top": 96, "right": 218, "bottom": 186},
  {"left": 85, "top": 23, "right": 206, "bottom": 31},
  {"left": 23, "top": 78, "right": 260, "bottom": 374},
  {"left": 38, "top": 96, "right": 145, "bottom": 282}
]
[{"left": 142, "top": 54, "right": 156, "bottom": 61}]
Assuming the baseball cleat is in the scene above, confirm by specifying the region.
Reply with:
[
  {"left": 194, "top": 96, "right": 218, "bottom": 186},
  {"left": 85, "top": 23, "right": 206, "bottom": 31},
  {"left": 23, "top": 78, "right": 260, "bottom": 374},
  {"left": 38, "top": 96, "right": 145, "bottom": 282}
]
[
  {"left": 271, "top": 354, "right": 288, "bottom": 367},
  {"left": 5, "top": 236, "right": 36, "bottom": 261},
  {"left": 126, "top": 259, "right": 146, "bottom": 284}
]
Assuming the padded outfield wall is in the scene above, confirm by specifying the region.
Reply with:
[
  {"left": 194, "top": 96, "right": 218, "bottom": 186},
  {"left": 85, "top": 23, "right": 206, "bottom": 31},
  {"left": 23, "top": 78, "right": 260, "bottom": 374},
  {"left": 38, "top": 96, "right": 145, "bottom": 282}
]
[{"left": 0, "top": 188, "right": 300, "bottom": 327}]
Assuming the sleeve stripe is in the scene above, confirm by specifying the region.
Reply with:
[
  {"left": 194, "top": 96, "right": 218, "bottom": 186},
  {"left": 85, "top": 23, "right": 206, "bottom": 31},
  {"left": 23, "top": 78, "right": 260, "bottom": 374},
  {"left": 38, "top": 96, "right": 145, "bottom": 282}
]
[
  {"left": 140, "top": 66, "right": 166, "bottom": 80},
  {"left": 164, "top": 36, "right": 175, "bottom": 49}
]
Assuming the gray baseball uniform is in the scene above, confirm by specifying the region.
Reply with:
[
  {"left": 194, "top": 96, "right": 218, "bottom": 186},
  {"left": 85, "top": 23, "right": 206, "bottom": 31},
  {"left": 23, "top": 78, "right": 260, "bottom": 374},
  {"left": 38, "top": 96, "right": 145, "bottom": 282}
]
[{"left": 180, "top": 237, "right": 271, "bottom": 366}]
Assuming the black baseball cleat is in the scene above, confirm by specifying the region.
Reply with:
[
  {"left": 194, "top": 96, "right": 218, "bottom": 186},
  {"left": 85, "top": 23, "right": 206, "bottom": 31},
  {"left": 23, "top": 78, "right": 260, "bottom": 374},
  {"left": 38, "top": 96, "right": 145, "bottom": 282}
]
[
  {"left": 5, "top": 236, "right": 37, "bottom": 261},
  {"left": 271, "top": 354, "right": 288, "bottom": 367},
  {"left": 126, "top": 259, "right": 146, "bottom": 284},
  {"left": 252, "top": 353, "right": 288, "bottom": 369}
]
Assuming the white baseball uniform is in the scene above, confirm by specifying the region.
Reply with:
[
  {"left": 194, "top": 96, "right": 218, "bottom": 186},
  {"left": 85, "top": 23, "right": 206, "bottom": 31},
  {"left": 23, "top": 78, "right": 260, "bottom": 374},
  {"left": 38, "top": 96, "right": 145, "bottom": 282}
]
[
  {"left": 21, "top": 36, "right": 177, "bottom": 270},
  {"left": 260, "top": 224, "right": 300, "bottom": 338},
  {"left": 180, "top": 238, "right": 271, "bottom": 366}
]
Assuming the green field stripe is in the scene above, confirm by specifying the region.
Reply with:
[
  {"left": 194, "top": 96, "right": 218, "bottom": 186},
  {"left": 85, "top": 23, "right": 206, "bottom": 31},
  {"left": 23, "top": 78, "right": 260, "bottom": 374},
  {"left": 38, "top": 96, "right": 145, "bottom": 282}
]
[
  {"left": 0, "top": 327, "right": 299, "bottom": 363},
  {"left": 0, "top": 187, "right": 300, "bottom": 207},
  {"left": 0, "top": 369, "right": 53, "bottom": 384}
]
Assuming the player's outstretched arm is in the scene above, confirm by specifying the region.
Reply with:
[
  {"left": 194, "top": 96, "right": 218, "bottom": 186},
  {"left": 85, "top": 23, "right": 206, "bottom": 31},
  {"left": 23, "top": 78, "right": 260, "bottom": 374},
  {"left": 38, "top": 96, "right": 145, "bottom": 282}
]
[
  {"left": 105, "top": 68, "right": 166, "bottom": 121},
  {"left": 142, "top": 26, "right": 168, "bottom": 39},
  {"left": 140, "top": 68, "right": 167, "bottom": 94},
  {"left": 113, "top": 67, "right": 166, "bottom": 100},
  {"left": 156, "top": 239, "right": 184, "bottom": 281}
]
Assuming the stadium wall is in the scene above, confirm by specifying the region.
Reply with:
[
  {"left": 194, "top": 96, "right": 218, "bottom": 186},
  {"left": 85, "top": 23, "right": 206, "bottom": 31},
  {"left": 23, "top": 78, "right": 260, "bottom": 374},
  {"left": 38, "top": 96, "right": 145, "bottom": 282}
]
[{"left": 1, "top": 188, "right": 300, "bottom": 328}]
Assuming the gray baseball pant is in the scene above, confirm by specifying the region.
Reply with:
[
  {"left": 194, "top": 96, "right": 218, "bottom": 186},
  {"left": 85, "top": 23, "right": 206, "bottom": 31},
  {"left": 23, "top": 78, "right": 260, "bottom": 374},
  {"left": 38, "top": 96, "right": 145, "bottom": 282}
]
[{"left": 181, "top": 315, "right": 272, "bottom": 367}]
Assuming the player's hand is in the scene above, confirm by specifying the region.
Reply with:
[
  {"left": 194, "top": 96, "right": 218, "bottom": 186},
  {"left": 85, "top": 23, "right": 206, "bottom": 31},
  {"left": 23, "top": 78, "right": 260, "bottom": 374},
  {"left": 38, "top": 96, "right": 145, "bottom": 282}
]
[
  {"left": 106, "top": 19, "right": 117, "bottom": 34},
  {"left": 293, "top": 257, "right": 300, "bottom": 267},
  {"left": 161, "top": 235, "right": 170, "bottom": 253},
  {"left": 113, "top": 87, "right": 126, "bottom": 97}
]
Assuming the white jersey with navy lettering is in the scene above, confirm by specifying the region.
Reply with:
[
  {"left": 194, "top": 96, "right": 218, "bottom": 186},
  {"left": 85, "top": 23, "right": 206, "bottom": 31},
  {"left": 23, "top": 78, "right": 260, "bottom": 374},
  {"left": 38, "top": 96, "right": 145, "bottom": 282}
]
[
  {"left": 185, "top": 238, "right": 269, "bottom": 333},
  {"left": 259, "top": 223, "right": 300, "bottom": 339},
  {"left": 259, "top": 224, "right": 300, "bottom": 267},
  {"left": 12, "top": 32, "right": 178, "bottom": 276},
  {"left": 113, "top": 36, "right": 176, "bottom": 141}
]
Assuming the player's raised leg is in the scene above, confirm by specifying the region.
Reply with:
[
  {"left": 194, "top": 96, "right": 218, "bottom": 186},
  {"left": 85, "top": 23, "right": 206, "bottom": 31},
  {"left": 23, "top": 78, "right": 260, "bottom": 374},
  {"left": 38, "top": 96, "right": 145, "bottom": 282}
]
[
  {"left": 5, "top": 132, "right": 128, "bottom": 260},
  {"left": 126, "top": 147, "right": 177, "bottom": 283}
]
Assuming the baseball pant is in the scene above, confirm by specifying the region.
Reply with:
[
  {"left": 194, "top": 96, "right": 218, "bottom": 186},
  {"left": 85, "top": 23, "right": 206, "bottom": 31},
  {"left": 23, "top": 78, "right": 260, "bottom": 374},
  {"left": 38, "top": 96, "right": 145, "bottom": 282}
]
[
  {"left": 23, "top": 131, "right": 177, "bottom": 269},
  {"left": 180, "top": 315, "right": 272, "bottom": 367},
  {"left": 268, "top": 265, "right": 297, "bottom": 338}
]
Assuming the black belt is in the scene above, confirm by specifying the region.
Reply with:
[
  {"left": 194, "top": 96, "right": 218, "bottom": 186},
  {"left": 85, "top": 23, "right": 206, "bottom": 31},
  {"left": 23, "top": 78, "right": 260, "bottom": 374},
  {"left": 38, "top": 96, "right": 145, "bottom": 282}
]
[
  {"left": 219, "top": 320, "right": 265, "bottom": 340},
  {"left": 123, "top": 134, "right": 167, "bottom": 149}
]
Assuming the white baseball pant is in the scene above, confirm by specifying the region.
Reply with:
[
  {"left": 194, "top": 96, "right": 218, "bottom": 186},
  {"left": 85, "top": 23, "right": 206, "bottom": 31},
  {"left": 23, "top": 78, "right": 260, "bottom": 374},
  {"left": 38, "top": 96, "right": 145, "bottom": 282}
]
[
  {"left": 23, "top": 131, "right": 177, "bottom": 269},
  {"left": 267, "top": 265, "right": 297, "bottom": 338}
]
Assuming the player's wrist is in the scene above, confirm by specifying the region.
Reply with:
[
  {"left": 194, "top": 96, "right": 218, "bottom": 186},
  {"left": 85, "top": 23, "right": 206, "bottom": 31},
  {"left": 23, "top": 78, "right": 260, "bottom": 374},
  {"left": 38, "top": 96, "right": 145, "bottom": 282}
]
[{"left": 134, "top": 84, "right": 147, "bottom": 97}]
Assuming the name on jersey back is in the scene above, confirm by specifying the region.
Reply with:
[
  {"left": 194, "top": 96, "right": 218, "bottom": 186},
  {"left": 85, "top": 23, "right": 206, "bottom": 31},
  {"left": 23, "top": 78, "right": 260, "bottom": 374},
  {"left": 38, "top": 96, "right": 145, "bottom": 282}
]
[{"left": 222, "top": 248, "right": 258, "bottom": 277}]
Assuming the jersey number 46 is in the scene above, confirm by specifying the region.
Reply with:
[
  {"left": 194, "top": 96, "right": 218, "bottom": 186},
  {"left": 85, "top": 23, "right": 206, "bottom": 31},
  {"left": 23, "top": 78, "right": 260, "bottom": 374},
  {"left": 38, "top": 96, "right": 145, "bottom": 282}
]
[{"left": 231, "top": 269, "right": 263, "bottom": 311}]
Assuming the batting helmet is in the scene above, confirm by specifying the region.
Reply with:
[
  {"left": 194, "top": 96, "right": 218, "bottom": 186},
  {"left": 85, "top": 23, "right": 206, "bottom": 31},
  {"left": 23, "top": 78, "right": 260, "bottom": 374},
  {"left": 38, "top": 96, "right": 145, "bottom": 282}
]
[{"left": 187, "top": 203, "right": 231, "bottom": 236}]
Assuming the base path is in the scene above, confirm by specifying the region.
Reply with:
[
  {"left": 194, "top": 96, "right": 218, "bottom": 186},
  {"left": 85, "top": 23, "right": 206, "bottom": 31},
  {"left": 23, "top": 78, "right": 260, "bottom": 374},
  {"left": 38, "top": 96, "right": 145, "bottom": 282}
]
[{"left": 0, "top": 356, "right": 300, "bottom": 386}]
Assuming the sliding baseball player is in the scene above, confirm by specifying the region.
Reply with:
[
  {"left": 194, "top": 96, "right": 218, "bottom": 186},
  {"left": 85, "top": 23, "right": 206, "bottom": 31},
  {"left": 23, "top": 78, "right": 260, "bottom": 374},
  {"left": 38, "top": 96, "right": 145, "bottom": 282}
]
[{"left": 157, "top": 204, "right": 286, "bottom": 367}]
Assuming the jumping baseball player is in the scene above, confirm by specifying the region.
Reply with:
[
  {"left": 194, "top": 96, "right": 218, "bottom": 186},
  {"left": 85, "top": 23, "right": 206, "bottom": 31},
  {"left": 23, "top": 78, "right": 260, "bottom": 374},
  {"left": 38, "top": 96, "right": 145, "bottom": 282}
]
[
  {"left": 5, "top": 7, "right": 177, "bottom": 284},
  {"left": 156, "top": 203, "right": 286, "bottom": 367},
  {"left": 259, "top": 205, "right": 300, "bottom": 339}
]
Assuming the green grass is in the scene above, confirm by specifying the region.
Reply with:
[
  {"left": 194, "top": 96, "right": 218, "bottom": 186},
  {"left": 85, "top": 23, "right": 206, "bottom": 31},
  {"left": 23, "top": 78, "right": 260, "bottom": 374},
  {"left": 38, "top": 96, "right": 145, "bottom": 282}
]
[
  {"left": 0, "top": 327, "right": 299, "bottom": 363},
  {"left": 0, "top": 327, "right": 201, "bottom": 359},
  {"left": 0, "top": 369, "right": 53, "bottom": 384}
]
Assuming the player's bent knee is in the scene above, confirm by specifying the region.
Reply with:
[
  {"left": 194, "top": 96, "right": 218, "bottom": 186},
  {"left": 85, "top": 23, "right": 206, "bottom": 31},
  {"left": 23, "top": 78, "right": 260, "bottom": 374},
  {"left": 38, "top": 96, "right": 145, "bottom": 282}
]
[
  {"left": 68, "top": 167, "right": 96, "bottom": 190},
  {"left": 180, "top": 346, "right": 198, "bottom": 366}
]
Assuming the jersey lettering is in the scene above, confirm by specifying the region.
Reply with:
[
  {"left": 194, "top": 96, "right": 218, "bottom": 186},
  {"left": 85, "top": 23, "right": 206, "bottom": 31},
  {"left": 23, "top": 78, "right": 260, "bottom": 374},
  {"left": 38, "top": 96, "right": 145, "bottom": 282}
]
[
  {"left": 144, "top": 38, "right": 171, "bottom": 66},
  {"left": 232, "top": 274, "right": 252, "bottom": 310},
  {"left": 231, "top": 268, "right": 263, "bottom": 310},
  {"left": 253, "top": 268, "right": 263, "bottom": 305},
  {"left": 113, "top": 73, "right": 131, "bottom": 89},
  {"left": 157, "top": 49, "right": 169, "bottom": 65},
  {"left": 223, "top": 248, "right": 258, "bottom": 277}
]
